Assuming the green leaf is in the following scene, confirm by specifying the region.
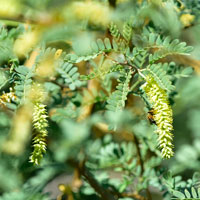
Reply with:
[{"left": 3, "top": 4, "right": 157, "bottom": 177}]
[
  {"left": 119, "top": 182, "right": 127, "bottom": 193},
  {"left": 104, "top": 38, "right": 112, "bottom": 50},
  {"left": 197, "top": 188, "right": 200, "bottom": 198},
  {"left": 0, "top": 70, "right": 9, "bottom": 89},
  {"left": 91, "top": 41, "right": 99, "bottom": 53},
  {"left": 143, "top": 31, "right": 193, "bottom": 63},
  {"left": 106, "top": 70, "right": 132, "bottom": 112},
  {"left": 122, "top": 22, "right": 132, "bottom": 42},
  {"left": 181, "top": 67, "right": 193, "bottom": 76},
  {"left": 57, "top": 62, "right": 82, "bottom": 90},
  {"left": 191, "top": 187, "right": 197, "bottom": 198},
  {"left": 14, "top": 65, "right": 33, "bottom": 102},
  {"left": 97, "top": 39, "right": 105, "bottom": 51},
  {"left": 172, "top": 190, "right": 185, "bottom": 199},
  {"left": 184, "top": 189, "right": 191, "bottom": 198},
  {"left": 146, "top": 63, "right": 175, "bottom": 92}
]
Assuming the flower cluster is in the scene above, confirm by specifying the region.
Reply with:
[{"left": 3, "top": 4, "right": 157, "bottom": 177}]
[
  {"left": 142, "top": 75, "right": 174, "bottom": 159},
  {"left": 0, "top": 88, "right": 16, "bottom": 107},
  {"left": 71, "top": 1, "right": 111, "bottom": 27},
  {"left": 30, "top": 103, "right": 48, "bottom": 165}
]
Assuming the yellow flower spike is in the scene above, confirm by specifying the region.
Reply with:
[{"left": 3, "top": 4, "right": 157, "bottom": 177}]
[
  {"left": 27, "top": 83, "right": 47, "bottom": 104},
  {"left": 28, "top": 82, "right": 48, "bottom": 165},
  {"left": 30, "top": 102, "right": 48, "bottom": 165},
  {"left": 142, "top": 75, "right": 174, "bottom": 159}
]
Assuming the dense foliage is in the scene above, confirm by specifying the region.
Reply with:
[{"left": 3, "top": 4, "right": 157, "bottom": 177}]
[{"left": 0, "top": 0, "right": 200, "bottom": 199}]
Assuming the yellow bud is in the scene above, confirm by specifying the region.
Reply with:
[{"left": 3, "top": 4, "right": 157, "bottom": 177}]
[{"left": 180, "top": 14, "right": 195, "bottom": 27}]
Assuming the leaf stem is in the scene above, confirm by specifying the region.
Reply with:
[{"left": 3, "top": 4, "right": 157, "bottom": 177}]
[{"left": 130, "top": 80, "right": 142, "bottom": 92}]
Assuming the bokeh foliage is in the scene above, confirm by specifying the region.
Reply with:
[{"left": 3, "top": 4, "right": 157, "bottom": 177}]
[{"left": 0, "top": 0, "right": 200, "bottom": 200}]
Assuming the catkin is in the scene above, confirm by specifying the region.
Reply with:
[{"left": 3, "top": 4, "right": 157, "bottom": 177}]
[
  {"left": 29, "top": 103, "right": 48, "bottom": 165},
  {"left": 142, "top": 75, "right": 174, "bottom": 159}
]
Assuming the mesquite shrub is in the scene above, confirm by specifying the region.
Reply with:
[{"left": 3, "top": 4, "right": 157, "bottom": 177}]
[{"left": 0, "top": 0, "right": 200, "bottom": 200}]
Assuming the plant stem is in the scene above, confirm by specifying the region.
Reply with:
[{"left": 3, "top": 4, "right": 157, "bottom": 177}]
[
  {"left": 134, "top": 135, "right": 152, "bottom": 200},
  {"left": 134, "top": 135, "right": 144, "bottom": 175},
  {"left": 69, "top": 159, "right": 116, "bottom": 200},
  {"left": 130, "top": 80, "right": 141, "bottom": 92}
]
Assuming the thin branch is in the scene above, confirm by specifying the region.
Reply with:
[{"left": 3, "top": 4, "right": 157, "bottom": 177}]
[
  {"left": 122, "top": 192, "right": 147, "bottom": 200},
  {"left": 134, "top": 135, "right": 144, "bottom": 175},
  {"left": 130, "top": 80, "right": 142, "bottom": 92},
  {"left": 133, "top": 135, "right": 152, "bottom": 200},
  {"left": 69, "top": 160, "right": 117, "bottom": 200}
]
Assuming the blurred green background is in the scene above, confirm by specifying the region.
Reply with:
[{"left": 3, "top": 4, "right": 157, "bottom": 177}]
[{"left": 0, "top": 0, "right": 200, "bottom": 200}]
